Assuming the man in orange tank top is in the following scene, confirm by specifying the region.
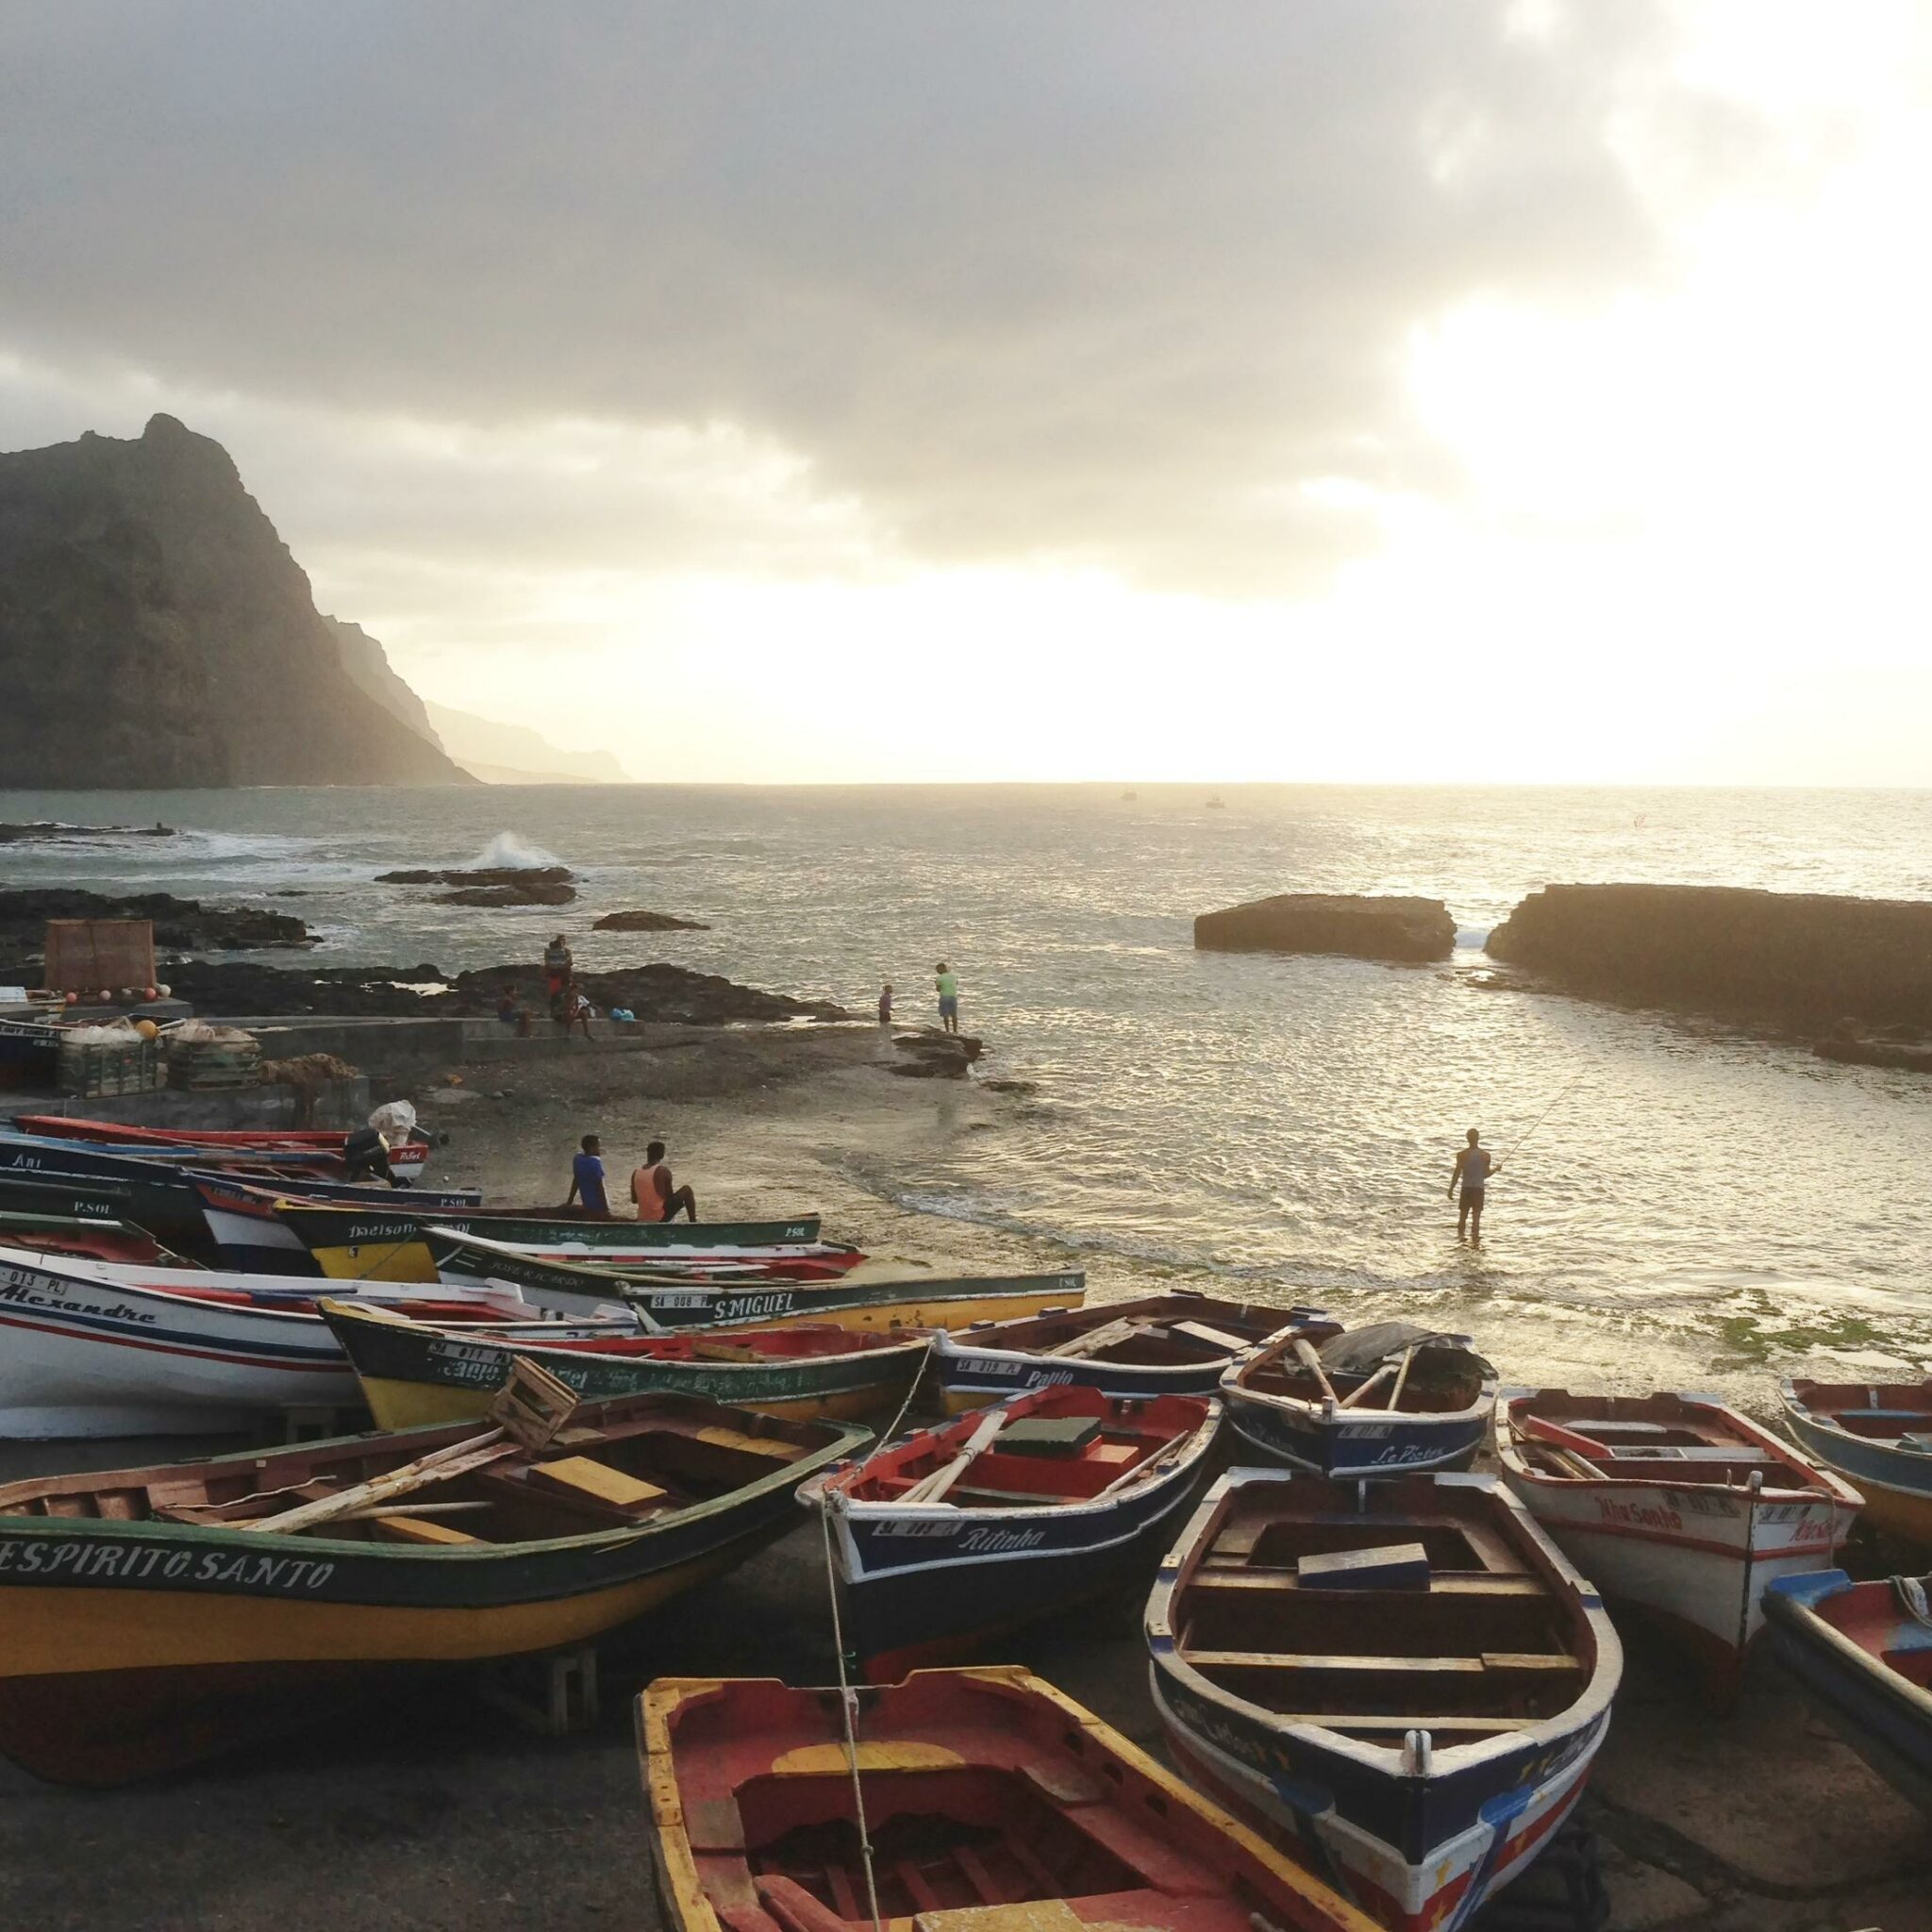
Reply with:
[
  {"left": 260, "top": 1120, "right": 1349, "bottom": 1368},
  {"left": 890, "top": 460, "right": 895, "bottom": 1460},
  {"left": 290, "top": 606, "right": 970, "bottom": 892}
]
[{"left": 630, "top": 1139, "right": 699, "bottom": 1223}]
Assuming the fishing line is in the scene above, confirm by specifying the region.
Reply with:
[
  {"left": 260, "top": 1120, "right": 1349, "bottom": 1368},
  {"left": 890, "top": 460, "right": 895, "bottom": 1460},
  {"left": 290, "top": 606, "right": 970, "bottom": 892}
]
[{"left": 1503, "top": 1065, "right": 1589, "bottom": 1162}]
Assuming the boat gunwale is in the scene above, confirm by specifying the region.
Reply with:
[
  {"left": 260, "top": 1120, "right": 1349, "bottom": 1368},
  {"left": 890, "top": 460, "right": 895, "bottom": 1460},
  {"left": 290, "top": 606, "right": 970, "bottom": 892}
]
[
  {"left": 1145, "top": 1467, "right": 1620, "bottom": 1777},
  {"left": 1763, "top": 1569, "right": 1932, "bottom": 1733},
  {"left": 1220, "top": 1336, "right": 1498, "bottom": 1433}
]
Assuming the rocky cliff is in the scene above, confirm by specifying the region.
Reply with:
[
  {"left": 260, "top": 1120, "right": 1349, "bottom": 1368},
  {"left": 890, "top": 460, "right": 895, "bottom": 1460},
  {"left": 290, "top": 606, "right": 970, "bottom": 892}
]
[
  {"left": 1194, "top": 893, "right": 1455, "bottom": 962},
  {"left": 325, "top": 616, "right": 447, "bottom": 752},
  {"left": 0, "top": 416, "right": 470, "bottom": 788},
  {"left": 1487, "top": 883, "right": 1932, "bottom": 1026}
]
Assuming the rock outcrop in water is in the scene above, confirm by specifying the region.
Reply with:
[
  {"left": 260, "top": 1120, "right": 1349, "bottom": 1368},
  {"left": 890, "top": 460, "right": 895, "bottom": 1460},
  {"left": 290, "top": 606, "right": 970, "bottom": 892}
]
[
  {"left": 1487, "top": 884, "right": 1932, "bottom": 1027},
  {"left": 377, "top": 866, "right": 575, "bottom": 889},
  {"left": 0, "top": 415, "right": 470, "bottom": 788},
  {"left": 1193, "top": 893, "right": 1455, "bottom": 962},
  {"left": 0, "top": 888, "right": 315, "bottom": 964},
  {"left": 594, "top": 908, "right": 709, "bottom": 932}
]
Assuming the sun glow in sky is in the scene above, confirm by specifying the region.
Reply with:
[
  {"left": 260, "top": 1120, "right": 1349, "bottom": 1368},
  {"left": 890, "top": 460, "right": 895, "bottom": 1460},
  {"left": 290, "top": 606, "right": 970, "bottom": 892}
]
[{"left": 3, "top": 2, "right": 1928, "bottom": 783}]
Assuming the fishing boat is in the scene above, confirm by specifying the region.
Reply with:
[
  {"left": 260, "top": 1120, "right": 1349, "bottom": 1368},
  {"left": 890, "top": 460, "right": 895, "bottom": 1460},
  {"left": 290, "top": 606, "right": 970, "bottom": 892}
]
[
  {"left": 1146, "top": 1469, "right": 1621, "bottom": 1932},
  {"left": 0, "top": 1389, "right": 864, "bottom": 1783},
  {"left": 1763, "top": 1568, "right": 1932, "bottom": 1815},
  {"left": 322, "top": 1298, "right": 929, "bottom": 1428},
  {"left": 272, "top": 1200, "right": 860, "bottom": 1282},
  {"left": 186, "top": 1171, "right": 485, "bottom": 1273},
  {"left": 802, "top": 1386, "right": 1220, "bottom": 1683},
  {"left": 0, "top": 1207, "right": 177, "bottom": 1265},
  {"left": 0, "top": 1244, "right": 629, "bottom": 1437},
  {"left": 641, "top": 1665, "right": 1379, "bottom": 1932},
  {"left": 1495, "top": 1389, "right": 1860, "bottom": 1697},
  {"left": 427, "top": 1226, "right": 1091, "bottom": 1332},
  {"left": 931, "top": 1293, "right": 1335, "bottom": 1410},
  {"left": 1780, "top": 1376, "right": 1932, "bottom": 1548},
  {"left": 1222, "top": 1322, "right": 1496, "bottom": 1478},
  {"left": 13, "top": 1113, "right": 431, "bottom": 1183}
]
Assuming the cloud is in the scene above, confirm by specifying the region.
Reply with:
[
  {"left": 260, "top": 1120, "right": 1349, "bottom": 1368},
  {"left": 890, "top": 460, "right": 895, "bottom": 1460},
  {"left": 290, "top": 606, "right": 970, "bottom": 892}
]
[{"left": 0, "top": 1, "right": 1760, "bottom": 597}]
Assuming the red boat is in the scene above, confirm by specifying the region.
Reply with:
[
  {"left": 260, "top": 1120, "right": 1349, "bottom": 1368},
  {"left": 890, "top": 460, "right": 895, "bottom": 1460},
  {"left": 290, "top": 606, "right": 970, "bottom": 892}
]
[
  {"left": 13, "top": 1114, "right": 430, "bottom": 1182},
  {"left": 640, "top": 1666, "right": 1379, "bottom": 1932}
]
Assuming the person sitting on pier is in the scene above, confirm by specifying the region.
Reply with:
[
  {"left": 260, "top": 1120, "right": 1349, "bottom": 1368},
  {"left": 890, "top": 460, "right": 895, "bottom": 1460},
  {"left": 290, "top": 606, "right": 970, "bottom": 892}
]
[
  {"left": 564, "top": 1132, "right": 610, "bottom": 1217},
  {"left": 630, "top": 1140, "right": 699, "bottom": 1224}
]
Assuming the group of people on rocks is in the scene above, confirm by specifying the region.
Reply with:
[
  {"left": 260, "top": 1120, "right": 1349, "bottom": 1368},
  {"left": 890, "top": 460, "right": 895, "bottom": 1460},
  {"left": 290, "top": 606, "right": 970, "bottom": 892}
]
[
  {"left": 563, "top": 1133, "right": 699, "bottom": 1224},
  {"left": 877, "top": 961, "right": 962, "bottom": 1033}
]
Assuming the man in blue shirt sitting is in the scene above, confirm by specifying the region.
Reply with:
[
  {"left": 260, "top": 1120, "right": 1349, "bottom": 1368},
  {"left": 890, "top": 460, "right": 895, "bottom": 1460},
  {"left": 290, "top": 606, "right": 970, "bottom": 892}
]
[{"left": 564, "top": 1132, "right": 610, "bottom": 1217}]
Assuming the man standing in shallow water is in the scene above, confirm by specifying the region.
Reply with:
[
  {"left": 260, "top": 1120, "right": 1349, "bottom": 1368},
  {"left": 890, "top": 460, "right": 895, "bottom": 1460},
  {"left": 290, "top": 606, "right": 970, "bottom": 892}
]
[{"left": 1448, "top": 1128, "right": 1499, "bottom": 1241}]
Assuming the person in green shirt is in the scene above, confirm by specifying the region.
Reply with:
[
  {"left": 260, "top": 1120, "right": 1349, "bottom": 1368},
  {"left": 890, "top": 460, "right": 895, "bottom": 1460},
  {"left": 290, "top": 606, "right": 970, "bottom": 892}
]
[{"left": 935, "top": 961, "right": 960, "bottom": 1034}]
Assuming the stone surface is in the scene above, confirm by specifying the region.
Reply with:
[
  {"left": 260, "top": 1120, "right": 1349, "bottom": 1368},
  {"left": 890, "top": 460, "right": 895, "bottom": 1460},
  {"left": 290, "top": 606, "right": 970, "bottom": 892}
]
[
  {"left": 0, "top": 888, "right": 315, "bottom": 963},
  {"left": 434, "top": 882, "right": 576, "bottom": 908},
  {"left": 0, "top": 415, "right": 470, "bottom": 788},
  {"left": 0, "top": 822, "right": 175, "bottom": 844},
  {"left": 1488, "top": 882, "right": 1932, "bottom": 1027},
  {"left": 592, "top": 909, "right": 710, "bottom": 932},
  {"left": 377, "top": 865, "right": 575, "bottom": 889},
  {"left": 889, "top": 1029, "right": 985, "bottom": 1077},
  {"left": 1193, "top": 891, "right": 1456, "bottom": 961}
]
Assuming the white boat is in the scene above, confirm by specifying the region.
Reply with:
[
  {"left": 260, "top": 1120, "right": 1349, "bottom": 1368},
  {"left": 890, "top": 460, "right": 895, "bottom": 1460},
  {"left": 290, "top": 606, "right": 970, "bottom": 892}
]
[
  {"left": 1494, "top": 1388, "right": 1862, "bottom": 1698},
  {"left": 0, "top": 1245, "right": 629, "bottom": 1438}
]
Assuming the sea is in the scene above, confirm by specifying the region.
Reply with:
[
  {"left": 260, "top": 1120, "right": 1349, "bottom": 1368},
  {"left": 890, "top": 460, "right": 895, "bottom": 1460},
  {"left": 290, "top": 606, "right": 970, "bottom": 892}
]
[{"left": 6, "top": 782, "right": 1931, "bottom": 1396}]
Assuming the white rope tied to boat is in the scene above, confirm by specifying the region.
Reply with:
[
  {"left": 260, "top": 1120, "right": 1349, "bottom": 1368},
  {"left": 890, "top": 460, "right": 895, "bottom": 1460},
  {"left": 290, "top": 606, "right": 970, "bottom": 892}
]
[
  {"left": 874, "top": 1343, "right": 930, "bottom": 1450},
  {"left": 1895, "top": 1574, "right": 1932, "bottom": 1628},
  {"left": 818, "top": 1497, "right": 884, "bottom": 1932}
]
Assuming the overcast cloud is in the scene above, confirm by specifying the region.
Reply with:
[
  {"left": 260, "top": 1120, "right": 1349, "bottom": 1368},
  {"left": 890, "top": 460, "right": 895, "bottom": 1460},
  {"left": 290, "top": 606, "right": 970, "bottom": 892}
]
[{"left": 2, "top": 3, "right": 1762, "bottom": 595}]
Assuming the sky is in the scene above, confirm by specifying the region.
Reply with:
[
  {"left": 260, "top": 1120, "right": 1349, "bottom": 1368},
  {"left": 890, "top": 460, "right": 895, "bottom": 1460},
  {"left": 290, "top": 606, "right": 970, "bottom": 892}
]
[{"left": 2, "top": 2, "right": 1928, "bottom": 784}]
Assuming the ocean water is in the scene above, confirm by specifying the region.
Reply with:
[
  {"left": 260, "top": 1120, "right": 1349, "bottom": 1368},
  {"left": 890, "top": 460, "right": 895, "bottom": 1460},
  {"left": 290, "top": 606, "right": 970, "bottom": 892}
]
[{"left": 6, "top": 783, "right": 1932, "bottom": 1384}]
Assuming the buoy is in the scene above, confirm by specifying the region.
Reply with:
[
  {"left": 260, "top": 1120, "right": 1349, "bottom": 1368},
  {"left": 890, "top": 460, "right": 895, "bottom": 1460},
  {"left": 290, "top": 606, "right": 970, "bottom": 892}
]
[
  {"left": 63, "top": 991, "right": 77, "bottom": 1005},
  {"left": 142, "top": 986, "right": 158, "bottom": 1001},
  {"left": 154, "top": 982, "right": 172, "bottom": 998},
  {"left": 133, "top": 1020, "right": 158, "bottom": 1042},
  {"left": 99, "top": 990, "right": 113, "bottom": 1004}
]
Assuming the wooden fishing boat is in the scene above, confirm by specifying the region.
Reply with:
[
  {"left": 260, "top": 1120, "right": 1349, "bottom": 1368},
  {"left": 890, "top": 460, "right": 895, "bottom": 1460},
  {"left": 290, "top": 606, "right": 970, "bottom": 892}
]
[
  {"left": 0, "top": 1390, "right": 864, "bottom": 1783},
  {"left": 323, "top": 1299, "right": 929, "bottom": 1428},
  {"left": 802, "top": 1386, "right": 1221, "bottom": 1684},
  {"left": 428, "top": 1227, "right": 1091, "bottom": 1332},
  {"left": 186, "top": 1171, "right": 484, "bottom": 1274},
  {"left": 1495, "top": 1389, "right": 1859, "bottom": 1697},
  {"left": 1221, "top": 1322, "right": 1495, "bottom": 1478},
  {"left": 0, "top": 1208, "right": 175, "bottom": 1265},
  {"left": 1146, "top": 1469, "right": 1621, "bottom": 1932},
  {"left": 0, "top": 1126, "right": 341, "bottom": 1174},
  {"left": 1763, "top": 1568, "right": 1932, "bottom": 1814},
  {"left": 1780, "top": 1376, "right": 1932, "bottom": 1548},
  {"left": 272, "top": 1200, "right": 859, "bottom": 1283},
  {"left": 0, "top": 1244, "right": 629, "bottom": 1437},
  {"left": 930, "top": 1293, "right": 1337, "bottom": 1411},
  {"left": 640, "top": 1665, "right": 1379, "bottom": 1932},
  {"left": 14, "top": 1113, "right": 431, "bottom": 1183}
]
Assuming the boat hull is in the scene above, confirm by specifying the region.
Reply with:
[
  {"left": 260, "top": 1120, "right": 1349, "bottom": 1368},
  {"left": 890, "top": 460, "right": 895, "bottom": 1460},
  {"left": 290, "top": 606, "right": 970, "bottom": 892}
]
[
  {"left": 1782, "top": 1394, "right": 1932, "bottom": 1550},
  {"left": 0, "top": 1402, "right": 862, "bottom": 1783},
  {"left": 818, "top": 1401, "right": 1222, "bottom": 1682},
  {"left": 324, "top": 1305, "right": 926, "bottom": 1429},
  {"left": 1224, "top": 1394, "right": 1487, "bottom": 1477},
  {"left": 1764, "top": 1571, "right": 1932, "bottom": 1816}
]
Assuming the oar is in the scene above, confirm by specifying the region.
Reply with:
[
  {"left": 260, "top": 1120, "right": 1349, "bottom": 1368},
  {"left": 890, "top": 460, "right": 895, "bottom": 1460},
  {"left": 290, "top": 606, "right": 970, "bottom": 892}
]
[
  {"left": 1291, "top": 1337, "right": 1340, "bottom": 1405},
  {"left": 901, "top": 1407, "right": 1007, "bottom": 1506},
  {"left": 1386, "top": 1345, "right": 1417, "bottom": 1410},
  {"left": 1339, "top": 1361, "right": 1398, "bottom": 1410}
]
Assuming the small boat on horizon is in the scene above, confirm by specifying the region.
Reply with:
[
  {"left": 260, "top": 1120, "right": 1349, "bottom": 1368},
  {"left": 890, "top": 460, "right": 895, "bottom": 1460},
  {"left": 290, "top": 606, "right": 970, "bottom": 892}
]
[
  {"left": 931, "top": 1291, "right": 1336, "bottom": 1409},
  {"left": 803, "top": 1385, "right": 1221, "bottom": 1683},
  {"left": 0, "top": 1389, "right": 865, "bottom": 1783},
  {"left": 1495, "top": 1387, "right": 1860, "bottom": 1698},
  {"left": 1222, "top": 1321, "right": 1495, "bottom": 1477},
  {"left": 1205, "top": 793, "right": 1226, "bottom": 808},
  {"left": 1780, "top": 1375, "right": 1932, "bottom": 1549},
  {"left": 1147, "top": 1468, "right": 1621, "bottom": 1931},
  {"left": 640, "top": 1666, "right": 1380, "bottom": 1932},
  {"left": 1763, "top": 1568, "right": 1932, "bottom": 1815}
]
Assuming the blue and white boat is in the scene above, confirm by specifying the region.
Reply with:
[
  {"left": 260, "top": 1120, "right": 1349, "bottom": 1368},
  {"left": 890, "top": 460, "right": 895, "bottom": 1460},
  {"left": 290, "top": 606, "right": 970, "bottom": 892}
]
[
  {"left": 1779, "top": 1376, "right": 1932, "bottom": 1550},
  {"left": 1763, "top": 1568, "right": 1932, "bottom": 1815},
  {"left": 930, "top": 1291, "right": 1335, "bottom": 1411},
  {"left": 1222, "top": 1322, "right": 1495, "bottom": 1477},
  {"left": 1147, "top": 1468, "right": 1622, "bottom": 1931}
]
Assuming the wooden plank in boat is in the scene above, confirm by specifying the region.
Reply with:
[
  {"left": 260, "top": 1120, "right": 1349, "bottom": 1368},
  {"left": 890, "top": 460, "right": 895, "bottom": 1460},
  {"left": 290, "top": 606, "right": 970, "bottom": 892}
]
[
  {"left": 1189, "top": 1569, "right": 1545, "bottom": 1598},
  {"left": 1044, "top": 1317, "right": 1149, "bottom": 1358},
  {"left": 1181, "top": 1650, "right": 1579, "bottom": 1676},
  {"left": 693, "top": 1425, "right": 797, "bottom": 1461},
  {"left": 1274, "top": 1712, "right": 1544, "bottom": 1734},
  {"left": 1603, "top": 1445, "right": 1775, "bottom": 1462},
  {"left": 1297, "top": 1542, "right": 1428, "bottom": 1591},
  {"left": 998, "top": 1417, "right": 1102, "bottom": 1457},
  {"left": 525, "top": 1457, "right": 668, "bottom": 1511},
  {"left": 373, "top": 1513, "right": 481, "bottom": 1545},
  {"left": 1168, "top": 1320, "right": 1255, "bottom": 1352},
  {"left": 914, "top": 1901, "right": 1093, "bottom": 1932}
]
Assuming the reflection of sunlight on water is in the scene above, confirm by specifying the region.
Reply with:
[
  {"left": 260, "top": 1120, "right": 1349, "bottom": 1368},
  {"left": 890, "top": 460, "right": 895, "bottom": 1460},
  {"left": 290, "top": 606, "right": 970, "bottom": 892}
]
[{"left": 7, "top": 780, "right": 1932, "bottom": 1393}]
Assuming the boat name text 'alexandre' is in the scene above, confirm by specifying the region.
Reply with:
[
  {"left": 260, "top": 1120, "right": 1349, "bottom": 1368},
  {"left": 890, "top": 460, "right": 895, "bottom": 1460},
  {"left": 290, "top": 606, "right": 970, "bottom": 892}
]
[
  {"left": 0, "top": 1540, "right": 336, "bottom": 1590},
  {"left": 0, "top": 1274, "right": 159, "bottom": 1325}
]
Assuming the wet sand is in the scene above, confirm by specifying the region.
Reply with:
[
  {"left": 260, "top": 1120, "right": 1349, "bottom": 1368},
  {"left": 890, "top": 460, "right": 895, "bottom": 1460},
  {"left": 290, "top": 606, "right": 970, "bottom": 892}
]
[{"left": 0, "top": 1029, "right": 1925, "bottom": 1928}]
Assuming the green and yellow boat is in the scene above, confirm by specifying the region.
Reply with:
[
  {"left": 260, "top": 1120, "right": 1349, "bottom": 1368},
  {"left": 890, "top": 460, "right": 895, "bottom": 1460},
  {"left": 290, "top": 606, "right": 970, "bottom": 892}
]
[
  {"left": 0, "top": 1392, "right": 864, "bottom": 1785},
  {"left": 323, "top": 1298, "right": 930, "bottom": 1430}
]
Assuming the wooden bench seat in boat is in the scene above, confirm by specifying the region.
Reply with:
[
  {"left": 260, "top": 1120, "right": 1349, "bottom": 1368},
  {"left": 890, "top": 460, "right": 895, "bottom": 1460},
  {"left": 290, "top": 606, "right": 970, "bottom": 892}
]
[
  {"left": 693, "top": 1424, "right": 798, "bottom": 1461},
  {"left": 1167, "top": 1320, "right": 1256, "bottom": 1353},
  {"left": 1177, "top": 1649, "right": 1582, "bottom": 1676},
  {"left": 1599, "top": 1445, "right": 1785, "bottom": 1463},
  {"left": 1262, "top": 1712, "right": 1544, "bottom": 1734},
  {"left": 372, "top": 1513, "right": 481, "bottom": 1545},
  {"left": 1186, "top": 1568, "right": 1547, "bottom": 1598},
  {"left": 525, "top": 1456, "right": 669, "bottom": 1513}
]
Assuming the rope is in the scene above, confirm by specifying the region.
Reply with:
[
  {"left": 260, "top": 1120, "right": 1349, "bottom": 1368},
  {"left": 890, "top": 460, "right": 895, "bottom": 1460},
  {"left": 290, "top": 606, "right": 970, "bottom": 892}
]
[
  {"left": 875, "top": 1344, "right": 930, "bottom": 1449},
  {"left": 818, "top": 1500, "right": 883, "bottom": 1932},
  {"left": 1894, "top": 1574, "right": 1932, "bottom": 1628},
  {"left": 1505, "top": 1066, "right": 1588, "bottom": 1160}
]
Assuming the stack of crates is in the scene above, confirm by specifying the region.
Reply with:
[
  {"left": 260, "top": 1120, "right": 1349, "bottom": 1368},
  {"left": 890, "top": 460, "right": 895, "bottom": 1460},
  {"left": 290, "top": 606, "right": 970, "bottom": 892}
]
[
  {"left": 58, "top": 1034, "right": 159, "bottom": 1098},
  {"left": 165, "top": 1028, "right": 262, "bottom": 1091}
]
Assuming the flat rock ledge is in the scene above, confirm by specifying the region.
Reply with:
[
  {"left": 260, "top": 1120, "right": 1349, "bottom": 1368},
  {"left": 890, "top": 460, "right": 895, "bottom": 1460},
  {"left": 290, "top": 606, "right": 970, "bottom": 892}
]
[
  {"left": 1193, "top": 892, "right": 1455, "bottom": 963},
  {"left": 593, "top": 909, "right": 710, "bottom": 932},
  {"left": 1488, "top": 883, "right": 1932, "bottom": 1029},
  {"left": 378, "top": 865, "right": 575, "bottom": 889},
  {"left": 888, "top": 1029, "right": 985, "bottom": 1078}
]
